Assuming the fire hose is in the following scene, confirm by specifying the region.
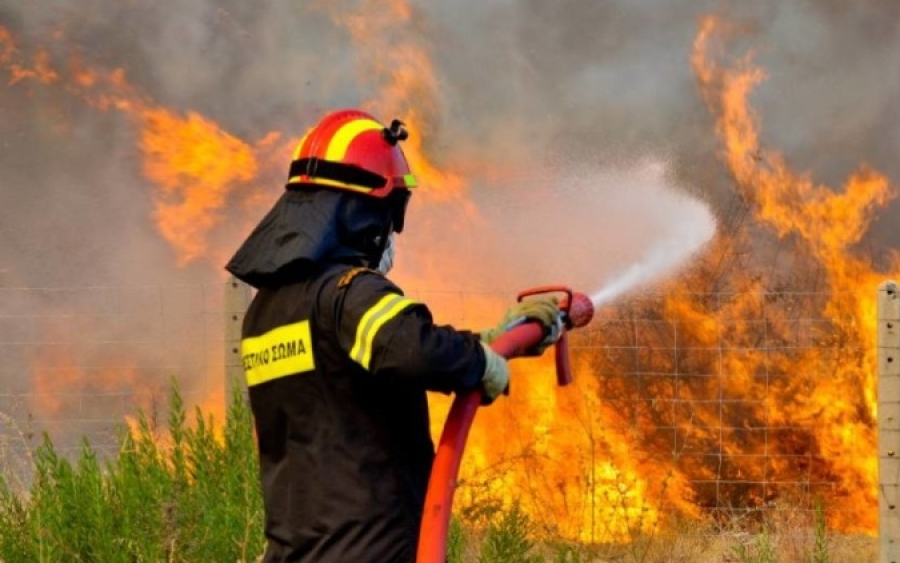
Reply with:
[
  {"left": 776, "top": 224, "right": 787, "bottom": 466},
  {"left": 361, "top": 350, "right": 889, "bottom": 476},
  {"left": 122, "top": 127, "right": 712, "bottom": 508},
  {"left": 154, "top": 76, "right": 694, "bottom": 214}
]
[{"left": 416, "top": 286, "right": 595, "bottom": 563}]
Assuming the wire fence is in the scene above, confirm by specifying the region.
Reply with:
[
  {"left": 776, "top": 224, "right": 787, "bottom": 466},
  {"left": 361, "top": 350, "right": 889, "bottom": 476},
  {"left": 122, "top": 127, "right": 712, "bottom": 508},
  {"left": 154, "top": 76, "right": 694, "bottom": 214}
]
[
  {"left": 0, "top": 281, "right": 882, "bottom": 535},
  {"left": 0, "top": 283, "right": 227, "bottom": 480}
]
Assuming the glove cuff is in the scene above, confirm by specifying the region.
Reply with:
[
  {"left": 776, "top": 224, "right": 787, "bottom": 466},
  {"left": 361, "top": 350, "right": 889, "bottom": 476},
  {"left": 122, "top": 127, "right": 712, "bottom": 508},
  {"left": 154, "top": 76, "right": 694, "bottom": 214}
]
[
  {"left": 479, "top": 341, "right": 509, "bottom": 404},
  {"left": 479, "top": 328, "right": 501, "bottom": 345}
]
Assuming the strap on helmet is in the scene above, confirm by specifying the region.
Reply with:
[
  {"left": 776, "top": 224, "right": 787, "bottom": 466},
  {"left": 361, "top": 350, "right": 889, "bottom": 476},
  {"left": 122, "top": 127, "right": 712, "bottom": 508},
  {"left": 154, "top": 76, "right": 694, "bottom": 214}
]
[{"left": 288, "top": 158, "right": 387, "bottom": 190}]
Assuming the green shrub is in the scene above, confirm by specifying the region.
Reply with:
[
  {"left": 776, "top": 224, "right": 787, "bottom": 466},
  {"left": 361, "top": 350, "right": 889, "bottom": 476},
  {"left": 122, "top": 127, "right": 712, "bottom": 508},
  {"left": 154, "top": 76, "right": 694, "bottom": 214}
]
[
  {"left": 0, "top": 383, "right": 264, "bottom": 562},
  {"left": 478, "top": 501, "right": 543, "bottom": 563}
]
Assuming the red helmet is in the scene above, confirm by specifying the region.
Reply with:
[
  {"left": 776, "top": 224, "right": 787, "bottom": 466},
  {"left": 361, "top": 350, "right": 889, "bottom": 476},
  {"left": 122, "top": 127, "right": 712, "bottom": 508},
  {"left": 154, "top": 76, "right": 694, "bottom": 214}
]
[
  {"left": 287, "top": 109, "right": 416, "bottom": 232},
  {"left": 287, "top": 109, "right": 417, "bottom": 197}
]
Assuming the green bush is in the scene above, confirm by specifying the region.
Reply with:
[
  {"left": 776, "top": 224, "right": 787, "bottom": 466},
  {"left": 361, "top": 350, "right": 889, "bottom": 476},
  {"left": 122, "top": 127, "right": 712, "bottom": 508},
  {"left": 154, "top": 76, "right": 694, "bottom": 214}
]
[{"left": 0, "top": 384, "right": 264, "bottom": 563}]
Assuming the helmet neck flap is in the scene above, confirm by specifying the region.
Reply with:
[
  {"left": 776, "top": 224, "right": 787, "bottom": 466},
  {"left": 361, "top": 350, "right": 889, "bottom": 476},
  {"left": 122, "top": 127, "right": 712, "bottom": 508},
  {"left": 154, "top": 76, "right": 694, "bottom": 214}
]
[{"left": 225, "top": 187, "right": 395, "bottom": 289}]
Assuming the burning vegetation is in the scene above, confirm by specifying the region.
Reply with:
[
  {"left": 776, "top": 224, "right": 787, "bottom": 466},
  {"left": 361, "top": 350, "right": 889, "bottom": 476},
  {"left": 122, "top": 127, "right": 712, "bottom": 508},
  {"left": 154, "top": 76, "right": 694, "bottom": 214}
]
[{"left": 0, "top": 0, "right": 898, "bottom": 547}]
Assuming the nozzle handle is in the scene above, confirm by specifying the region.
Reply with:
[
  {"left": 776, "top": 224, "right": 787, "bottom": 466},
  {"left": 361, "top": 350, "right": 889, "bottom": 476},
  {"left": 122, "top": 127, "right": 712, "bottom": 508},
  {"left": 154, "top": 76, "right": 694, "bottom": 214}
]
[{"left": 555, "top": 332, "right": 573, "bottom": 386}]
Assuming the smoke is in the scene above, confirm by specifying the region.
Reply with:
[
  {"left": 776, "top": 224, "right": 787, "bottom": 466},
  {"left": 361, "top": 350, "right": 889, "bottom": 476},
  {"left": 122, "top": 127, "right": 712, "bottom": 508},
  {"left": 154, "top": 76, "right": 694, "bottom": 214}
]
[
  {"left": 424, "top": 157, "right": 717, "bottom": 299},
  {"left": 427, "top": 0, "right": 900, "bottom": 240},
  {"left": 3, "top": 1, "right": 898, "bottom": 283},
  {"left": 0, "top": 1, "right": 898, "bottom": 447}
]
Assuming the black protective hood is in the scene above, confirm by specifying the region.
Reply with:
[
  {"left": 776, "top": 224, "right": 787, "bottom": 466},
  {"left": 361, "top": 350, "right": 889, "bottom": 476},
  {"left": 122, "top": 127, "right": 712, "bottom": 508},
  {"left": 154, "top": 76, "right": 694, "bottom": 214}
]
[{"left": 225, "top": 187, "right": 392, "bottom": 289}]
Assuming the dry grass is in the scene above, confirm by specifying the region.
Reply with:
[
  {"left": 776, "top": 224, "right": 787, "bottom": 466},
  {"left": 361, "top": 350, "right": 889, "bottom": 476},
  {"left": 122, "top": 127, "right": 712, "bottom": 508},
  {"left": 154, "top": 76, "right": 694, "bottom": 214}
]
[{"left": 446, "top": 501, "right": 879, "bottom": 563}]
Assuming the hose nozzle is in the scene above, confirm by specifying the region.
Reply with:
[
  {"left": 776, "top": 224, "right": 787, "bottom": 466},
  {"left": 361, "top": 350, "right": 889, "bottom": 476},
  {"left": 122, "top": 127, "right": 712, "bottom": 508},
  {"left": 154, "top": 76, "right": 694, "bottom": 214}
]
[
  {"left": 561, "top": 291, "right": 594, "bottom": 329},
  {"left": 517, "top": 286, "right": 595, "bottom": 329},
  {"left": 515, "top": 286, "right": 594, "bottom": 388}
]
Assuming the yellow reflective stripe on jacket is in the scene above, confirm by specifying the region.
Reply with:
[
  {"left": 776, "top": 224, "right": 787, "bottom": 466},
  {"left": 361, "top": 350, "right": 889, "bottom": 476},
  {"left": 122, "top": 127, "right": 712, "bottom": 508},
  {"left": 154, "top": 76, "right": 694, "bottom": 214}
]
[
  {"left": 242, "top": 320, "right": 315, "bottom": 387},
  {"left": 351, "top": 294, "right": 417, "bottom": 370}
]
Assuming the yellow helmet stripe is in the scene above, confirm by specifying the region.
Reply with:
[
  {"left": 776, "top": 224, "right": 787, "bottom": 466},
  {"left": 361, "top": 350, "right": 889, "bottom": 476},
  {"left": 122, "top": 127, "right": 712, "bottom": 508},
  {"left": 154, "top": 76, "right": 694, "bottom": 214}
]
[
  {"left": 350, "top": 293, "right": 418, "bottom": 370},
  {"left": 286, "top": 176, "right": 374, "bottom": 193},
  {"left": 324, "top": 118, "right": 383, "bottom": 162}
]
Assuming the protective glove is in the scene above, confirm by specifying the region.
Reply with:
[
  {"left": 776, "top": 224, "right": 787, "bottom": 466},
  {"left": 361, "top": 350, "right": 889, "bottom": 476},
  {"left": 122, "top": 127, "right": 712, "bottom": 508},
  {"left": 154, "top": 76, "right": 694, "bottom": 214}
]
[
  {"left": 479, "top": 341, "right": 510, "bottom": 405},
  {"left": 480, "top": 296, "right": 562, "bottom": 356}
]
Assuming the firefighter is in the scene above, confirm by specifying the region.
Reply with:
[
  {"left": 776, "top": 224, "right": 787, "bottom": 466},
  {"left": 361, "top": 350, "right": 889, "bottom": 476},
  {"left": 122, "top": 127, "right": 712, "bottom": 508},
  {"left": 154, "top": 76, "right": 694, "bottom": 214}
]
[{"left": 225, "top": 109, "right": 560, "bottom": 562}]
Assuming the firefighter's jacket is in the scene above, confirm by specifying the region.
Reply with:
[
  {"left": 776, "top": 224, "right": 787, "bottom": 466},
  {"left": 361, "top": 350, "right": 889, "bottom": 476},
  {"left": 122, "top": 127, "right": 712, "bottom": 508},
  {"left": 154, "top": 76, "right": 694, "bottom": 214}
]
[{"left": 241, "top": 263, "right": 486, "bottom": 562}]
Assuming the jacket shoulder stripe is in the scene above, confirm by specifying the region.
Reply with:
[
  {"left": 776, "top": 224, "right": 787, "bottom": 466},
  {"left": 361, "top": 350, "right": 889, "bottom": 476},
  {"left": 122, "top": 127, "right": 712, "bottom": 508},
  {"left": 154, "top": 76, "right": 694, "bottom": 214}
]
[{"left": 350, "top": 293, "right": 417, "bottom": 370}]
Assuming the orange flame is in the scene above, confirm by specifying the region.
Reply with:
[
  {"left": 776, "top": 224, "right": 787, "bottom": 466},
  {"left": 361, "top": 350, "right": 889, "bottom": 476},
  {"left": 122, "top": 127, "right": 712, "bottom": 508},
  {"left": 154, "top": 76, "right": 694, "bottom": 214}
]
[
  {"left": 688, "top": 15, "right": 897, "bottom": 532},
  {"left": 4, "top": 8, "right": 899, "bottom": 543},
  {"left": 0, "top": 28, "right": 58, "bottom": 86},
  {"left": 28, "top": 317, "right": 146, "bottom": 426},
  {"left": 328, "top": 0, "right": 466, "bottom": 201},
  {"left": 0, "top": 26, "right": 276, "bottom": 266},
  {"left": 140, "top": 108, "right": 258, "bottom": 265}
]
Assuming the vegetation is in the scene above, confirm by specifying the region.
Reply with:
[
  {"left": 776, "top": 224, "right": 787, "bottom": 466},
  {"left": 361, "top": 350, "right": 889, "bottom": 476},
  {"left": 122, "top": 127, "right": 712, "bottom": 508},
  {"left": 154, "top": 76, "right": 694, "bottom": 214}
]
[
  {"left": 0, "top": 385, "right": 877, "bottom": 562},
  {"left": 0, "top": 386, "right": 263, "bottom": 562}
]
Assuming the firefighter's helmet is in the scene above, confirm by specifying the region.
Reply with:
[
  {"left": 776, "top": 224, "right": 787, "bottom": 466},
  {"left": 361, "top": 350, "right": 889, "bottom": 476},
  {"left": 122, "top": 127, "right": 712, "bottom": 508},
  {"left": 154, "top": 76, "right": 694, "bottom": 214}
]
[{"left": 287, "top": 109, "right": 416, "bottom": 232}]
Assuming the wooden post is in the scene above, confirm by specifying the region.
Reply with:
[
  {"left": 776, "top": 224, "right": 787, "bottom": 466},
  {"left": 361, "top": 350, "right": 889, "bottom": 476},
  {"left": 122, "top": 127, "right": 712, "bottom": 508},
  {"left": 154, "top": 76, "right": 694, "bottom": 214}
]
[
  {"left": 879, "top": 280, "right": 900, "bottom": 563},
  {"left": 224, "top": 276, "right": 252, "bottom": 406}
]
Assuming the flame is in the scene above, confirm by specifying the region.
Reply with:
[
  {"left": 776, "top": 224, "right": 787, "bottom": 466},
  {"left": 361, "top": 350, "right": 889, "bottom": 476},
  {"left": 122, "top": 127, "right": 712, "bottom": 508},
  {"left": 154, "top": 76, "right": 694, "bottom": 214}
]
[
  {"left": 140, "top": 108, "right": 259, "bottom": 265},
  {"left": 4, "top": 6, "right": 899, "bottom": 545},
  {"left": 328, "top": 0, "right": 466, "bottom": 201},
  {"left": 0, "top": 28, "right": 58, "bottom": 86},
  {"left": 0, "top": 26, "right": 276, "bottom": 266},
  {"left": 417, "top": 288, "right": 700, "bottom": 542},
  {"left": 453, "top": 357, "right": 699, "bottom": 542},
  {"left": 28, "top": 317, "right": 145, "bottom": 427},
  {"left": 424, "top": 13, "right": 898, "bottom": 541},
  {"left": 684, "top": 15, "right": 897, "bottom": 532},
  {"left": 0, "top": 6, "right": 466, "bottom": 266},
  {"left": 27, "top": 309, "right": 227, "bottom": 445}
]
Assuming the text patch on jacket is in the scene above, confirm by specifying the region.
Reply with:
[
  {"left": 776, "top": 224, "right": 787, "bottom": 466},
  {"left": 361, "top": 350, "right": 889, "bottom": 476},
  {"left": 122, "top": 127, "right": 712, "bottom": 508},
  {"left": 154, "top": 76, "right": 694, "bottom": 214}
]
[{"left": 242, "top": 320, "right": 315, "bottom": 386}]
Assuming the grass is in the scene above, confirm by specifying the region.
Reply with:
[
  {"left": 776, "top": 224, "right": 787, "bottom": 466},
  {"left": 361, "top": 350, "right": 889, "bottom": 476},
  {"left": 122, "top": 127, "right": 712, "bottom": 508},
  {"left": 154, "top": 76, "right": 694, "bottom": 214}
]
[{"left": 0, "top": 384, "right": 879, "bottom": 562}]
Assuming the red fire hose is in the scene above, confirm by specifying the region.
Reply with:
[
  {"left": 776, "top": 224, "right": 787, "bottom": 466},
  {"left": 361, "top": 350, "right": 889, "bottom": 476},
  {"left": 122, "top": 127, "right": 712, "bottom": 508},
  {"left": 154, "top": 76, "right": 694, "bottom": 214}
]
[{"left": 417, "top": 286, "right": 595, "bottom": 562}]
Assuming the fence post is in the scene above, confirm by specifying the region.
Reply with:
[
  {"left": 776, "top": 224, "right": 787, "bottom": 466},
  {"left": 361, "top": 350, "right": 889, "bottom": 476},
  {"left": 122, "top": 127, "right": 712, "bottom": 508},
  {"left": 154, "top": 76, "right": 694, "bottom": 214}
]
[
  {"left": 879, "top": 280, "right": 900, "bottom": 563},
  {"left": 224, "top": 276, "right": 252, "bottom": 406}
]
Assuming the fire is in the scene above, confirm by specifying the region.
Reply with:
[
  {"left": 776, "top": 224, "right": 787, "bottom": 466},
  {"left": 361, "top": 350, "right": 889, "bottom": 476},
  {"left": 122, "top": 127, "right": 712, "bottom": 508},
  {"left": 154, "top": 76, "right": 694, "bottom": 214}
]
[
  {"left": 0, "top": 26, "right": 275, "bottom": 266},
  {"left": 414, "top": 287, "right": 702, "bottom": 542},
  {"left": 140, "top": 108, "right": 258, "bottom": 265},
  {"left": 684, "top": 15, "right": 897, "bottom": 532},
  {"left": 3, "top": 4, "right": 898, "bottom": 547},
  {"left": 9, "top": 49, "right": 58, "bottom": 85},
  {"left": 25, "top": 302, "right": 228, "bottom": 445},
  {"left": 0, "top": 27, "right": 57, "bottom": 86},
  {"left": 456, "top": 356, "right": 700, "bottom": 542},
  {"left": 425, "top": 12, "right": 898, "bottom": 542},
  {"left": 28, "top": 316, "right": 146, "bottom": 434},
  {"left": 328, "top": 0, "right": 466, "bottom": 201}
]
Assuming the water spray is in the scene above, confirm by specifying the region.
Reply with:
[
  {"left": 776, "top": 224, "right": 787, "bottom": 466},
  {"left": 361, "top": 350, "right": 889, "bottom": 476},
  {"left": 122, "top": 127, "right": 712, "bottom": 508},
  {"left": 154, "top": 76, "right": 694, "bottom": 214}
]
[
  {"left": 417, "top": 286, "right": 594, "bottom": 562},
  {"left": 590, "top": 222, "right": 715, "bottom": 306}
]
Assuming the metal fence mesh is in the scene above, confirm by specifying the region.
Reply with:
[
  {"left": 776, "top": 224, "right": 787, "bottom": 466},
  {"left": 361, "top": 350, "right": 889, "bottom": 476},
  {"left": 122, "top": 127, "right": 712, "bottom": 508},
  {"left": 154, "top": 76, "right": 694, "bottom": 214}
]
[
  {"left": 0, "top": 283, "right": 874, "bottom": 533},
  {"left": 0, "top": 284, "right": 226, "bottom": 481}
]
